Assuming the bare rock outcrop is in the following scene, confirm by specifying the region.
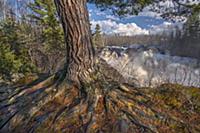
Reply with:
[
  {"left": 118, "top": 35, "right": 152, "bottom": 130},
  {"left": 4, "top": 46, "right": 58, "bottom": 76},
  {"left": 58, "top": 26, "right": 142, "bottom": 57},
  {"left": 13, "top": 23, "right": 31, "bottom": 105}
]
[{"left": 100, "top": 45, "right": 200, "bottom": 87}]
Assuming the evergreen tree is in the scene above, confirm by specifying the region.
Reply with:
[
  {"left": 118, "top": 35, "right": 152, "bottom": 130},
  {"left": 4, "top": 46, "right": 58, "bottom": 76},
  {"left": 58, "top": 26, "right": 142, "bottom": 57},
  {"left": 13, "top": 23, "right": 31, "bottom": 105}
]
[
  {"left": 89, "top": 0, "right": 152, "bottom": 15},
  {"left": 184, "top": 5, "right": 200, "bottom": 39},
  {"left": 170, "top": 8, "right": 200, "bottom": 59},
  {"left": 29, "top": 0, "right": 65, "bottom": 73},
  {"left": 93, "top": 24, "right": 104, "bottom": 48},
  {"left": 29, "top": 0, "right": 65, "bottom": 54},
  {"left": 0, "top": 42, "right": 22, "bottom": 80},
  {"left": 0, "top": 18, "right": 37, "bottom": 80},
  {"left": 1, "top": 1, "right": 200, "bottom": 132}
]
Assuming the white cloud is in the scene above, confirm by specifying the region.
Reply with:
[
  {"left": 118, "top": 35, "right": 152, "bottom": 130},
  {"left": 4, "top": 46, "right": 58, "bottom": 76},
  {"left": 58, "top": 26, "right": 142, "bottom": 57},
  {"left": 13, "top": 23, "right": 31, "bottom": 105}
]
[
  {"left": 91, "top": 19, "right": 149, "bottom": 36},
  {"left": 96, "top": 12, "right": 107, "bottom": 16},
  {"left": 149, "top": 21, "right": 184, "bottom": 35},
  {"left": 88, "top": 3, "right": 187, "bottom": 36},
  {"left": 105, "top": 15, "right": 120, "bottom": 21},
  {"left": 91, "top": 19, "right": 185, "bottom": 36}
]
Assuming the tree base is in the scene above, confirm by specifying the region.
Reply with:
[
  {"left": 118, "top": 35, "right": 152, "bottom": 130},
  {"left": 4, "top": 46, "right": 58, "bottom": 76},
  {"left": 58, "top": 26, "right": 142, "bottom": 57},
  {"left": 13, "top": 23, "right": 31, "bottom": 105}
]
[{"left": 0, "top": 61, "right": 200, "bottom": 132}]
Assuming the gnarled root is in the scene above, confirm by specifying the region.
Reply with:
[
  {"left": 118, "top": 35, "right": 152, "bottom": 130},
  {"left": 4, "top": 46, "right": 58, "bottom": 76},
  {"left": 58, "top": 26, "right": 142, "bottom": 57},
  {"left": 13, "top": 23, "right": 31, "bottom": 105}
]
[{"left": 0, "top": 69, "right": 200, "bottom": 133}]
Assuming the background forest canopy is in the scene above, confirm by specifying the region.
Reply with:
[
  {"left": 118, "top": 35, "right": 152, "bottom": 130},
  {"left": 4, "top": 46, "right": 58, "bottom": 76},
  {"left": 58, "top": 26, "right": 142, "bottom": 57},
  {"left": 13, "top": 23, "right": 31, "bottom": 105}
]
[{"left": 0, "top": 0, "right": 200, "bottom": 82}]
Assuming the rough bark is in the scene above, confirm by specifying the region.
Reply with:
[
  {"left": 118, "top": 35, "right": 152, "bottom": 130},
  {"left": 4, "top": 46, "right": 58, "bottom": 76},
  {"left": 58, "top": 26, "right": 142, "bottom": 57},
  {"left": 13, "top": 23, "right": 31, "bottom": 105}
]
[
  {"left": 54, "top": 0, "right": 95, "bottom": 84},
  {"left": 0, "top": 0, "right": 200, "bottom": 133}
]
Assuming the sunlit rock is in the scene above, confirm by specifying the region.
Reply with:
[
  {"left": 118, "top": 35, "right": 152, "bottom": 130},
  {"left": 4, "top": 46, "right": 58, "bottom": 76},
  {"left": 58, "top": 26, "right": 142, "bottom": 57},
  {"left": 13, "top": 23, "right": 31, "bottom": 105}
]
[{"left": 100, "top": 45, "right": 200, "bottom": 87}]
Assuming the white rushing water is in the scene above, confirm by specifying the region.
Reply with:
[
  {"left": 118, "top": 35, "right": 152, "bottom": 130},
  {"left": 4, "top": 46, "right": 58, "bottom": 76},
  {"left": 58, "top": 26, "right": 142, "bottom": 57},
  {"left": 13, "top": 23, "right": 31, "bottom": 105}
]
[{"left": 100, "top": 45, "right": 200, "bottom": 88}]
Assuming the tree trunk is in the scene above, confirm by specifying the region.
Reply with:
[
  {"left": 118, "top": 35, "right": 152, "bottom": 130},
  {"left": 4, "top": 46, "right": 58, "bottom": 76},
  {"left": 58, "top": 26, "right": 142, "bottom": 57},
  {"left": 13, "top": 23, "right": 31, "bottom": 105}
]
[
  {"left": 54, "top": 0, "right": 95, "bottom": 84},
  {"left": 0, "top": 0, "right": 200, "bottom": 132}
]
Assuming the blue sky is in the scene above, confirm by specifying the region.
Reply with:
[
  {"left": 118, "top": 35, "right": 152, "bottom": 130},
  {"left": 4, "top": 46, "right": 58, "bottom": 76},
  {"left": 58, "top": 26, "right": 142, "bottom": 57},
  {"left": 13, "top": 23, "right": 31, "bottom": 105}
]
[
  {"left": 88, "top": 3, "right": 183, "bottom": 36},
  {"left": 88, "top": 4, "right": 165, "bottom": 29},
  {"left": 5, "top": 0, "right": 184, "bottom": 36}
]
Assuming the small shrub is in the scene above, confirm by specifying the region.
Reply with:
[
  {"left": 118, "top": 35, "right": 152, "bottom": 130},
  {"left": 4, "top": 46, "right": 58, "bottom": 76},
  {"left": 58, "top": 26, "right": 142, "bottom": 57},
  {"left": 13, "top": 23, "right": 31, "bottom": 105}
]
[
  {"left": 0, "top": 18, "right": 37, "bottom": 80},
  {"left": 0, "top": 43, "right": 22, "bottom": 80}
]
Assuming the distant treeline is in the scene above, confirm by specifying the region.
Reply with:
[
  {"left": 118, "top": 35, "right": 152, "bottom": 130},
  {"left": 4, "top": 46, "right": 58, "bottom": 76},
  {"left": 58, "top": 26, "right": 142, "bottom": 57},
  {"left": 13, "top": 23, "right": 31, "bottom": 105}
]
[{"left": 94, "top": 17, "right": 200, "bottom": 59}]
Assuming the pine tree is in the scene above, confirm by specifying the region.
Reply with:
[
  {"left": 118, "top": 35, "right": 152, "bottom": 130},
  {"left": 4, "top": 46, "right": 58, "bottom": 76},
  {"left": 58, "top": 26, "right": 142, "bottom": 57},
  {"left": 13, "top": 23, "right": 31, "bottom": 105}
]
[
  {"left": 0, "top": 1, "right": 200, "bottom": 132},
  {"left": 93, "top": 24, "right": 104, "bottom": 48},
  {"left": 29, "top": 0, "right": 65, "bottom": 73},
  {"left": 0, "top": 42, "right": 22, "bottom": 80},
  {"left": 29, "top": 0, "right": 65, "bottom": 53},
  {"left": 0, "top": 17, "right": 37, "bottom": 80},
  {"left": 184, "top": 5, "right": 200, "bottom": 39}
]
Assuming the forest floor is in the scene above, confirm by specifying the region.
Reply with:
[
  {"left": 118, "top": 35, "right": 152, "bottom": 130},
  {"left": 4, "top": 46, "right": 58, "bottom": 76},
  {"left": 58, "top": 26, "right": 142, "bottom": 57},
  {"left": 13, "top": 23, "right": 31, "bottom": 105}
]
[{"left": 0, "top": 72, "right": 200, "bottom": 132}]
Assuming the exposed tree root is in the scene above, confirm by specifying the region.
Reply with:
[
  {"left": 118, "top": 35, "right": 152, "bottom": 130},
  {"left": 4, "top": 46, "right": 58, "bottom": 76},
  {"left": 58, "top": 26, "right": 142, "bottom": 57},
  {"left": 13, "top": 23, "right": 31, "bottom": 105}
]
[{"left": 0, "top": 61, "right": 200, "bottom": 133}]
